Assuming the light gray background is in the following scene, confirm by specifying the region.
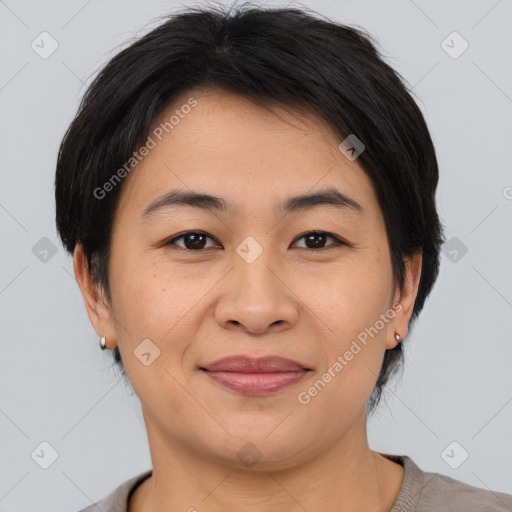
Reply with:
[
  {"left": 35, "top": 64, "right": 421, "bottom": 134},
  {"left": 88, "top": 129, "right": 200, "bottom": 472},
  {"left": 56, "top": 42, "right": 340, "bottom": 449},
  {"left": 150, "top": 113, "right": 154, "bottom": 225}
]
[{"left": 1, "top": 0, "right": 511, "bottom": 510}]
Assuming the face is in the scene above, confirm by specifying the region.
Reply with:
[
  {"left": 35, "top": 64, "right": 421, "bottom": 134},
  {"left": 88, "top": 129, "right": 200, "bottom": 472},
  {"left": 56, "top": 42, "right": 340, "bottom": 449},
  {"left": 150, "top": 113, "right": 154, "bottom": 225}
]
[{"left": 76, "top": 88, "right": 421, "bottom": 470}]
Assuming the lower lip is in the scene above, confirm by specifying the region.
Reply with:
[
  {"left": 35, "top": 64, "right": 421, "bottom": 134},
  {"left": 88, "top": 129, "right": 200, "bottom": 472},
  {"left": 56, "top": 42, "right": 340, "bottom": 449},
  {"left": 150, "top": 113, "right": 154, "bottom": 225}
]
[{"left": 202, "top": 370, "right": 308, "bottom": 395}]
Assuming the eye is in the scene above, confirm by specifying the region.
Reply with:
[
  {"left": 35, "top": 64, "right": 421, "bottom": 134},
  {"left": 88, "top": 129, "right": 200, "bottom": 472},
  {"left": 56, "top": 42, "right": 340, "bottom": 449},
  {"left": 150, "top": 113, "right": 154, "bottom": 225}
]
[
  {"left": 164, "top": 230, "right": 346, "bottom": 251},
  {"left": 165, "top": 231, "right": 219, "bottom": 251},
  {"left": 292, "top": 231, "right": 346, "bottom": 250}
]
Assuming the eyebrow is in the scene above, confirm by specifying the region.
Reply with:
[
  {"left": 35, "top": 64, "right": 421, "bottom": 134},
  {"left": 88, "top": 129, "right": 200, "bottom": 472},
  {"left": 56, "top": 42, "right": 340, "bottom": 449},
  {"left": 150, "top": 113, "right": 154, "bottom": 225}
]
[{"left": 140, "top": 186, "right": 363, "bottom": 221}]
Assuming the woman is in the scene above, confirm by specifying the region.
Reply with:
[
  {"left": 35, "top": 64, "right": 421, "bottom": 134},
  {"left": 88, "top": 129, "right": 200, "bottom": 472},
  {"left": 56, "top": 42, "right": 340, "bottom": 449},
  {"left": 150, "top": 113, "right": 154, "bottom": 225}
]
[{"left": 55, "top": 3, "right": 512, "bottom": 511}]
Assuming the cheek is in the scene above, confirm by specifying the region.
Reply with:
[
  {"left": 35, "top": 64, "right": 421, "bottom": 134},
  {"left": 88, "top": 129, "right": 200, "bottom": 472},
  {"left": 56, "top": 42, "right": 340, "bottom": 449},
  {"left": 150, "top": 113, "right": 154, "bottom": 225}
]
[
  {"left": 109, "top": 247, "right": 218, "bottom": 369},
  {"left": 312, "top": 246, "right": 394, "bottom": 376},
  {"left": 113, "top": 272, "right": 195, "bottom": 339},
  {"left": 317, "top": 249, "right": 393, "bottom": 324},
  {"left": 109, "top": 265, "right": 203, "bottom": 400},
  {"left": 304, "top": 282, "right": 392, "bottom": 419}
]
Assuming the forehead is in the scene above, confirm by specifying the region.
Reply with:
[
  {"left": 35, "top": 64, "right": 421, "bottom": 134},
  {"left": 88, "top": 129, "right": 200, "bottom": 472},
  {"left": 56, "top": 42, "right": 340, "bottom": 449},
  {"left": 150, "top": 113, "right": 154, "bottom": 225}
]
[{"left": 115, "top": 88, "right": 377, "bottom": 219}]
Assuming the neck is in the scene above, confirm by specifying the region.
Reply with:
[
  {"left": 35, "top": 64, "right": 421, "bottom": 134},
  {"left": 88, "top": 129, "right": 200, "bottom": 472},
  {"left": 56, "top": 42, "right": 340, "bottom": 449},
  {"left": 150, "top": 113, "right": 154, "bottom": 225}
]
[{"left": 129, "top": 412, "right": 403, "bottom": 512}]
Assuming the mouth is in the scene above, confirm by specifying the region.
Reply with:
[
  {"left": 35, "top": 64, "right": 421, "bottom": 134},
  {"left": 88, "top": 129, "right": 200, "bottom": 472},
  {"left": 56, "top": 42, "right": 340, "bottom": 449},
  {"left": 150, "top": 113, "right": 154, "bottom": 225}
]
[{"left": 199, "top": 355, "right": 312, "bottom": 396}]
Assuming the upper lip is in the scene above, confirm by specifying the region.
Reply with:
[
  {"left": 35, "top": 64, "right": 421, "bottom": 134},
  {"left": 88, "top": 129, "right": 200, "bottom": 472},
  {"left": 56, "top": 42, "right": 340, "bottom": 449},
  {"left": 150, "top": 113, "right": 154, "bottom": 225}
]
[{"left": 200, "top": 355, "right": 311, "bottom": 373}]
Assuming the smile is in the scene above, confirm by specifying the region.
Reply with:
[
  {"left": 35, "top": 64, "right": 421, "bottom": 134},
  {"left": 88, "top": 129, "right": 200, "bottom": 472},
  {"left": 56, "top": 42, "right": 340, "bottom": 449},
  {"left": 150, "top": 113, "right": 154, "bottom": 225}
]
[{"left": 200, "top": 355, "right": 311, "bottom": 395}]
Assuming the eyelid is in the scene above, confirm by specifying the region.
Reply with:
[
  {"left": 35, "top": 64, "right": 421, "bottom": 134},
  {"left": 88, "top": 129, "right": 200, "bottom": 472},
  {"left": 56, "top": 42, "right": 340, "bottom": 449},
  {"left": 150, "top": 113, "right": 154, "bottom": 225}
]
[
  {"left": 292, "top": 231, "right": 347, "bottom": 249},
  {"left": 165, "top": 230, "right": 220, "bottom": 250},
  {"left": 164, "top": 230, "right": 348, "bottom": 251}
]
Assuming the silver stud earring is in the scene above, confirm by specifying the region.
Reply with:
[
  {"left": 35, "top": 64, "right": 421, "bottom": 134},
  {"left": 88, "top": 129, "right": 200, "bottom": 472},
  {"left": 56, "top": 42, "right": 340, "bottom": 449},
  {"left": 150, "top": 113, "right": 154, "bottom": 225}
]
[{"left": 100, "top": 336, "right": 107, "bottom": 350}]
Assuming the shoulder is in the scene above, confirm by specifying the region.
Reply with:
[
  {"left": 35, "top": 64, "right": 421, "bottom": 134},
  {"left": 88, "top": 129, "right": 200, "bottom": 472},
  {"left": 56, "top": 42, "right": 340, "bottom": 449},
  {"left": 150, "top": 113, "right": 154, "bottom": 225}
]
[
  {"left": 387, "top": 454, "right": 512, "bottom": 512},
  {"left": 73, "top": 470, "right": 152, "bottom": 512}
]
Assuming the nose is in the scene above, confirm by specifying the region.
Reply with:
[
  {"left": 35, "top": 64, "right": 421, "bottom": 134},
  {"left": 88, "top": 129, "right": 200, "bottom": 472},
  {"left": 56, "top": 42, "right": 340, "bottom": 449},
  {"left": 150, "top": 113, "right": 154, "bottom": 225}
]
[{"left": 214, "top": 247, "right": 299, "bottom": 335}]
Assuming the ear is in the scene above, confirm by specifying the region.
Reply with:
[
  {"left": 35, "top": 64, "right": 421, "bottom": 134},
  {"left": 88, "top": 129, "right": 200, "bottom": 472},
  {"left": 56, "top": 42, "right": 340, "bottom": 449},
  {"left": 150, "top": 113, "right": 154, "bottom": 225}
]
[
  {"left": 386, "top": 250, "right": 422, "bottom": 349},
  {"left": 73, "top": 243, "right": 117, "bottom": 350}
]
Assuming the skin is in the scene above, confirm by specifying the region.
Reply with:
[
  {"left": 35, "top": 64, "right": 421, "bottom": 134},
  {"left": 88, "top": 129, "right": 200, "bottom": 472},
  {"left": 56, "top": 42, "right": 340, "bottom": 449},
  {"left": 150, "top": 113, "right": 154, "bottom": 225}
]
[{"left": 74, "top": 87, "right": 422, "bottom": 512}]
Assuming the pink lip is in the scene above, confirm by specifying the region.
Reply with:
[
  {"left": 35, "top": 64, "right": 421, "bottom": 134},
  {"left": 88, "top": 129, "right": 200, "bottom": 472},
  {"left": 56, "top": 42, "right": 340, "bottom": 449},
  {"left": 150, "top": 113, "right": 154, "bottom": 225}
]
[{"left": 200, "top": 356, "right": 311, "bottom": 396}]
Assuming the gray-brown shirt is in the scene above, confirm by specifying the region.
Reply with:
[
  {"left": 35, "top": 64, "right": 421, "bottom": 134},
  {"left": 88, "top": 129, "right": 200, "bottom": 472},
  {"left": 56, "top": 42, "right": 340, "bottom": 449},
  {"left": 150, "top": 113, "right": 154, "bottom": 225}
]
[{"left": 75, "top": 454, "right": 512, "bottom": 511}]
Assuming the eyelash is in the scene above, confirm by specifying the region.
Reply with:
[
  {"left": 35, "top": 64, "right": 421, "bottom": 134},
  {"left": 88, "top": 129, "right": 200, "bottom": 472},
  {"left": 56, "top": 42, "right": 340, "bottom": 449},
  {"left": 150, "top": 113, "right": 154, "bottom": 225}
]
[{"left": 163, "top": 230, "right": 347, "bottom": 252}]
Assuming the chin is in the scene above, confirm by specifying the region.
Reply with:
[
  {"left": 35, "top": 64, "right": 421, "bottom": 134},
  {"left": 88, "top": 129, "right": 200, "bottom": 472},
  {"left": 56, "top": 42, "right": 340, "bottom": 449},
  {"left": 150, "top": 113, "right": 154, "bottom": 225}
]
[{"left": 196, "top": 425, "right": 311, "bottom": 472}]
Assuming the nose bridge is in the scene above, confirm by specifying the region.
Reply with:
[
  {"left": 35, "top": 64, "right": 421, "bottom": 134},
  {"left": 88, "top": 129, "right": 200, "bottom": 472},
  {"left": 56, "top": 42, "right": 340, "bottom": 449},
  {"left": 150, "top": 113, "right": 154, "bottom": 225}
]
[
  {"left": 214, "top": 233, "right": 299, "bottom": 333},
  {"left": 233, "top": 233, "right": 283, "bottom": 301}
]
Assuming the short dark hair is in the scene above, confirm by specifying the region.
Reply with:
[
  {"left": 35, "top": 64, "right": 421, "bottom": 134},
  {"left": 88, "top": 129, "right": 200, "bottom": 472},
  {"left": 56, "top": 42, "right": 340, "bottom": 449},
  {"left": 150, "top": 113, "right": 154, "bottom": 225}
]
[{"left": 55, "top": 1, "right": 445, "bottom": 415}]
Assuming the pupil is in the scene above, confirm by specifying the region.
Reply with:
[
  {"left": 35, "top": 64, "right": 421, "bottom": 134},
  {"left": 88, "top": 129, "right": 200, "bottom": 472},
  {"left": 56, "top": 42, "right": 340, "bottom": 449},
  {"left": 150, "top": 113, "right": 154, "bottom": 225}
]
[
  {"left": 186, "top": 234, "right": 206, "bottom": 249},
  {"left": 307, "top": 233, "right": 325, "bottom": 249}
]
